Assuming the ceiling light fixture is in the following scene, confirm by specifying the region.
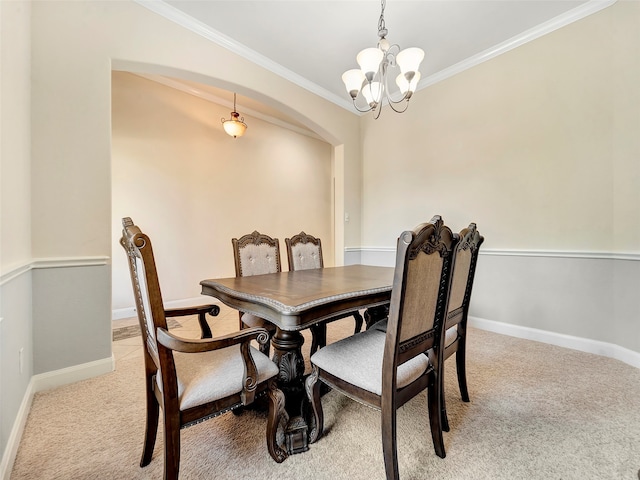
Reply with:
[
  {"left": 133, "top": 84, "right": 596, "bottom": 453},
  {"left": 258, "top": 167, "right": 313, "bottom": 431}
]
[
  {"left": 221, "top": 93, "right": 247, "bottom": 138},
  {"left": 342, "top": 0, "right": 424, "bottom": 119}
]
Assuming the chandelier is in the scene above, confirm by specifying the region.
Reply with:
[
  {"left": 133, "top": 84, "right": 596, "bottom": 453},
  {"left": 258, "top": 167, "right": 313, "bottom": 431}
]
[
  {"left": 342, "top": 0, "right": 424, "bottom": 119},
  {"left": 221, "top": 93, "right": 247, "bottom": 138}
]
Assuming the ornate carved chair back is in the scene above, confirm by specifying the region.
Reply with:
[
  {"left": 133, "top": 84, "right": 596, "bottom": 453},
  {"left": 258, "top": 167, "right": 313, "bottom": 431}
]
[
  {"left": 231, "top": 231, "right": 281, "bottom": 345},
  {"left": 285, "top": 231, "right": 363, "bottom": 353},
  {"left": 306, "top": 215, "right": 459, "bottom": 480},
  {"left": 120, "top": 217, "right": 167, "bottom": 374},
  {"left": 440, "top": 222, "right": 484, "bottom": 430},
  {"left": 233, "top": 230, "right": 282, "bottom": 277},
  {"left": 285, "top": 231, "right": 324, "bottom": 271}
]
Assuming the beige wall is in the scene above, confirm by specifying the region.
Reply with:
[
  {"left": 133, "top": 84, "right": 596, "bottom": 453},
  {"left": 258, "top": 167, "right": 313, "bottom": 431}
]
[
  {"left": 1, "top": 0, "right": 31, "bottom": 270},
  {"left": 111, "top": 72, "right": 334, "bottom": 309},
  {"left": 27, "top": 0, "right": 361, "bottom": 374},
  {"left": 361, "top": 1, "right": 639, "bottom": 253},
  {"left": 31, "top": 0, "right": 362, "bottom": 261},
  {"left": 358, "top": 1, "right": 640, "bottom": 354},
  {"left": 0, "top": 0, "right": 33, "bottom": 464},
  {"left": 612, "top": 0, "right": 640, "bottom": 252}
]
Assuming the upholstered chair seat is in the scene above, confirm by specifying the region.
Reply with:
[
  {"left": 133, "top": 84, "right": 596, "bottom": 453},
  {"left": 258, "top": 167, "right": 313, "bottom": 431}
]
[
  {"left": 241, "top": 312, "right": 272, "bottom": 329},
  {"left": 162, "top": 345, "right": 279, "bottom": 411},
  {"left": 310, "top": 327, "right": 430, "bottom": 396},
  {"left": 444, "top": 325, "right": 458, "bottom": 348},
  {"left": 372, "top": 320, "right": 458, "bottom": 353}
]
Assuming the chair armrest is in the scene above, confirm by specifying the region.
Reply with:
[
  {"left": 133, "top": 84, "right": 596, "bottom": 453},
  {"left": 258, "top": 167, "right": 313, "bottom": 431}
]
[
  {"left": 156, "top": 326, "right": 270, "bottom": 354},
  {"left": 164, "top": 304, "right": 220, "bottom": 318},
  {"left": 164, "top": 304, "right": 219, "bottom": 340},
  {"left": 156, "top": 325, "right": 271, "bottom": 405}
]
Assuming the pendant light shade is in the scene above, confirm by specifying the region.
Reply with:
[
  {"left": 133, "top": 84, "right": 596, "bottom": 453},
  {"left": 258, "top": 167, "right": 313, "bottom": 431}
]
[{"left": 221, "top": 93, "right": 247, "bottom": 138}]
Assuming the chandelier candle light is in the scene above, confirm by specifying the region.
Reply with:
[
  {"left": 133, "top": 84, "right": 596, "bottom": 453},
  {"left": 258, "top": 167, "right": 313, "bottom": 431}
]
[
  {"left": 221, "top": 92, "right": 247, "bottom": 138},
  {"left": 342, "top": 0, "right": 424, "bottom": 118}
]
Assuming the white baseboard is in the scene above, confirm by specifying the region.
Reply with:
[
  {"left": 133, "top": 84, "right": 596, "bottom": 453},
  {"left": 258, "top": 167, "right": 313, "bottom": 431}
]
[
  {"left": 31, "top": 355, "right": 115, "bottom": 392},
  {"left": 0, "top": 355, "right": 114, "bottom": 480},
  {"left": 0, "top": 378, "right": 34, "bottom": 480},
  {"left": 469, "top": 316, "right": 640, "bottom": 369},
  {"left": 112, "top": 296, "right": 218, "bottom": 320}
]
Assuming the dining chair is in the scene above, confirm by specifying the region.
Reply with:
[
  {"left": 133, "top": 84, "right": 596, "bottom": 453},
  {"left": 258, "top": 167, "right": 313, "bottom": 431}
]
[
  {"left": 232, "top": 230, "right": 281, "bottom": 355},
  {"left": 305, "top": 215, "right": 459, "bottom": 480},
  {"left": 440, "top": 223, "right": 484, "bottom": 431},
  {"left": 285, "top": 231, "right": 364, "bottom": 354},
  {"left": 121, "top": 218, "right": 288, "bottom": 479}
]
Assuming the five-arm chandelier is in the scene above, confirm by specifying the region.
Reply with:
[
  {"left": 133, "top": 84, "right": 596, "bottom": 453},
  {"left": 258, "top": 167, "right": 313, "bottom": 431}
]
[{"left": 342, "top": 0, "right": 424, "bottom": 119}]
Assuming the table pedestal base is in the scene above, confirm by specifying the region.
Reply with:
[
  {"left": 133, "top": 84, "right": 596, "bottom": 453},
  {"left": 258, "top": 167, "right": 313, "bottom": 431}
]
[
  {"left": 271, "top": 329, "right": 309, "bottom": 455},
  {"left": 271, "top": 304, "right": 390, "bottom": 455},
  {"left": 285, "top": 416, "right": 309, "bottom": 454}
]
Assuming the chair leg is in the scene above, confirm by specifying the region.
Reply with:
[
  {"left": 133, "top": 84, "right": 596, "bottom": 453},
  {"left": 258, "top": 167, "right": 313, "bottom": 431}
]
[
  {"left": 440, "top": 366, "right": 450, "bottom": 432},
  {"left": 381, "top": 401, "right": 399, "bottom": 480},
  {"left": 305, "top": 366, "right": 324, "bottom": 443},
  {"left": 140, "top": 378, "right": 159, "bottom": 467},
  {"left": 352, "top": 311, "right": 364, "bottom": 334},
  {"left": 310, "top": 324, "right": 327, "bottom": 356},
  {"left": 163, "top": 407, "right": 181, "bottom": 480},
  {"left": 427, "top": 377, "right": 446, "bottom": 459},
  {"left": 266, "top": 379, "right": 288, "bottom": 463},
  {"left": 456, "top": 341, "right": 470, "bottom": 402}
]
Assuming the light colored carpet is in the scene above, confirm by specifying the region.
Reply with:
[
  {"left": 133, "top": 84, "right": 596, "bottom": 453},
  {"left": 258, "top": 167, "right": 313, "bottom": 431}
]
[
  {"left": 112, "top": 318, "right": 181, "bottom": 341},
  {"left": 11, "top": 314, "right": 640, "bottom": 480}
]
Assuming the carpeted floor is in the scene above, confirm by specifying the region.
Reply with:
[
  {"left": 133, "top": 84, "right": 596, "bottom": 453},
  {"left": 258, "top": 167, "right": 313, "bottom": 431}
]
[
  {"left": 112, "top": 318, "right": 181, "bottom": 341},
  {"left": 11, "top": 310, "right": 640, "bottom": 480}
]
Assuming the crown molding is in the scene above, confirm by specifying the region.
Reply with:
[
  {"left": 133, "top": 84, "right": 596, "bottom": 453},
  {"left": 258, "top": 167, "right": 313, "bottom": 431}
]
[
  {"left": 135, "top": 0, "right": 616, "bottom": 114},
  {"left": 133, "top": 0, "right": 352, "bottom": 111},
  {"left": 418, "top": 0, "right": 617, "bottom": 90}
]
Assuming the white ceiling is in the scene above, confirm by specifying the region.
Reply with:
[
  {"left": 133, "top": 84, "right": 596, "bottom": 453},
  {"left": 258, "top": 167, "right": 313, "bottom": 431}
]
[{"left": 135, "top": 0, "right": 612, "bottom": 129}]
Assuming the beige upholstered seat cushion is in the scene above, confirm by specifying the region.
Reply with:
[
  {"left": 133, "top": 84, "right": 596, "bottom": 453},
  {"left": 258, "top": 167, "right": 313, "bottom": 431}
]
[
  {"left": 444, "top": 325, "right": 458, "bottom": 347},
  {"left": 159, "top": 345, "right": 279, "bottom": 411},
  {"left": 372, "top": 319, "right": 458, "bottom": 348},
  {"left": 241, "top": 312, "right": 275, "bottom": 330},
  {"left": 310, "top": 327, "right": 430, "bottom": 396}
]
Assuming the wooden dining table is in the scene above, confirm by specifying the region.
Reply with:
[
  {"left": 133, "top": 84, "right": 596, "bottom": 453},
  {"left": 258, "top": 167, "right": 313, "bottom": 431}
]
[{"left": 200, "top": 264, "right": 394, "bottom": 455}]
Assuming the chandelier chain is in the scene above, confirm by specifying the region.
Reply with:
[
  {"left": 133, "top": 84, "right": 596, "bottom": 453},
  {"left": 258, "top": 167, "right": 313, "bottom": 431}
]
[{"left": 378, "top": 0, "right": 387, "bottom": 38}]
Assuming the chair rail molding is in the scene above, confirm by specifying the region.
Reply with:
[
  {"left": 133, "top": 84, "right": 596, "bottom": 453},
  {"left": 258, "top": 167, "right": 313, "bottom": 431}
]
[
  {"left": 346, "top": 246, "right": 640, "bottom": 369},
  {"left": 1, "top": 256, "right": 110, "bottom": 286},
  {"left": 349, "top": 247, "right": 640, "bottom": 262}
]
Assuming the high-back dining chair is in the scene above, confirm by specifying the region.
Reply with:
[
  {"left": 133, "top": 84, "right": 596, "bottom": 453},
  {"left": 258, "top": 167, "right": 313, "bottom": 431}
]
[
  {"left": 232, "top": 231, "right": 281, "bottom": 354},
  {"left": 306, "top": 216, "right": 459, "bottom": 480},
  {"left": 121, "top": 218, "right": 287, "bottom": 479},
  {"left": 440, "top": 223, "right": 484, "bottom": 431},
  {"left": 285, "top": 231, "right": 364, "bottom": 354}
]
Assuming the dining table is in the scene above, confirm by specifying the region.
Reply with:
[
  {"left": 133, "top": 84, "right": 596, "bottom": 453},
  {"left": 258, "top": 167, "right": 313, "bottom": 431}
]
[{"left": 200, "top": 264, "right": 394, "bottom": 455}]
